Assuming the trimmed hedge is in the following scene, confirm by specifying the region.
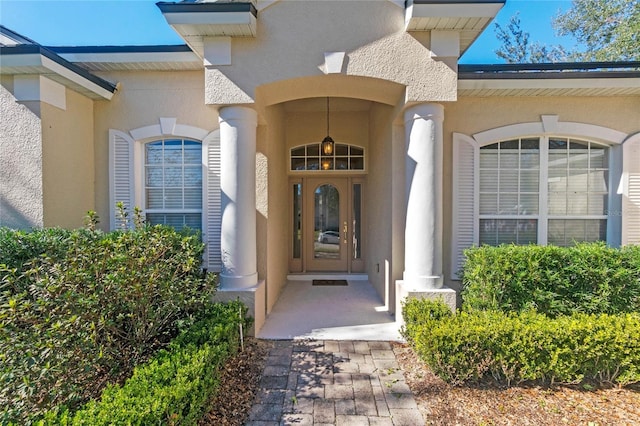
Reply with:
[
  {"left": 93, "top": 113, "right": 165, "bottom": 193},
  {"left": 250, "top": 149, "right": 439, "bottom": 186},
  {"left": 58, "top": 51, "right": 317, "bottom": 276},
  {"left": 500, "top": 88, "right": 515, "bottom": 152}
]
[
  {"left": 402, "top": 299, "right": 640, "bottom": 386},
  {"left": 0, "top": 223, "right": 216, "bottom": 424},
  {"left": 460, "top": 243, "right": 640, "bottom": 317},
  {"left": 36, "top": 301, "right": 252, "bottom": 426}
]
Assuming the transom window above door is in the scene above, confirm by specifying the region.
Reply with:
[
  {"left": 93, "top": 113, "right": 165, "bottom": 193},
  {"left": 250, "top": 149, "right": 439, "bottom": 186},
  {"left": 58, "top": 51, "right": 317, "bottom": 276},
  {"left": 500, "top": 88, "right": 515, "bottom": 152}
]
[{"left": 290, "top": 143, "right": 364, "bottom": 171}]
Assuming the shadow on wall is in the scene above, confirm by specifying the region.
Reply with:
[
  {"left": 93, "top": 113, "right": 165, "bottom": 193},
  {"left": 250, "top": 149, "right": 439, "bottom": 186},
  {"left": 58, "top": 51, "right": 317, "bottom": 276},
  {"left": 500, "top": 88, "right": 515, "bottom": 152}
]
[{"left": 0, "top": 195, "right": 40, "bottom": 229}]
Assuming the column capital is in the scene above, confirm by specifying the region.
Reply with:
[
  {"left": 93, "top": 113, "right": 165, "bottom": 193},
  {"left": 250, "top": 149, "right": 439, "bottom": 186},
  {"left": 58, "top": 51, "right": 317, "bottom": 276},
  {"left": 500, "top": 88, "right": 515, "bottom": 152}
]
[
  {"left": 403, "top": 103, "right": 444, "bottom": 125},
  {"left": 219, "top": 105, "right": 257, "bottom": 125}
]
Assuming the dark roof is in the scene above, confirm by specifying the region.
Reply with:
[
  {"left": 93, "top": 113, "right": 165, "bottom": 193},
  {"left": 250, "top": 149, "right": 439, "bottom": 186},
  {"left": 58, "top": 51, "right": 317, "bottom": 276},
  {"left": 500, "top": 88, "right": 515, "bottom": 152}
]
[
  {"left": 0, "top": 25, "right": 39, "bottom": 45},
  {"left": 156, "top": 1, "right": 257, "bottom": 16},
  {"left": 459, "top": 62, "right": 640, "bottom": 79}
]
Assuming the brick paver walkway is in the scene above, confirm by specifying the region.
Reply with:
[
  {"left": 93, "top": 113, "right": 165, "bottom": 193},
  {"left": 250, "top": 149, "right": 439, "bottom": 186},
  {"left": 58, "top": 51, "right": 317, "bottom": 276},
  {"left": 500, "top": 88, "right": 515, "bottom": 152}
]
[{"left": 245, "top": 340, "right": 424, "bottom": 426}]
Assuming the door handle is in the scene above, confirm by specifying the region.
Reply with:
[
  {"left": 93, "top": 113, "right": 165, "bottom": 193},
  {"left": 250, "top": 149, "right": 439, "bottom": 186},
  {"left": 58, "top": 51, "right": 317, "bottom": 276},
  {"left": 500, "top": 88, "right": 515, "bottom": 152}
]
[{"left": 343, "top": 221, "right": 348, "bottom": 244}]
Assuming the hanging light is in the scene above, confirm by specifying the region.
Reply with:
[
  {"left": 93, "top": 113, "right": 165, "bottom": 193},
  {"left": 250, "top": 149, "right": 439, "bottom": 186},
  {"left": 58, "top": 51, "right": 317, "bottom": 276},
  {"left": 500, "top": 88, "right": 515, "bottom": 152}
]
[{"left": 321, "top": 97, "right": 334, "bottom": 156}]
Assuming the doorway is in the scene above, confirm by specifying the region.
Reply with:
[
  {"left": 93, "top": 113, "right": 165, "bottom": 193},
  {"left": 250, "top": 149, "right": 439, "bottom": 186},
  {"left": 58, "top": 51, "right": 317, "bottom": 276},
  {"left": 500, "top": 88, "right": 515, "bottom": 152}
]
[{"left": 290, "top": 177, "right": 365, "bottom": 273}]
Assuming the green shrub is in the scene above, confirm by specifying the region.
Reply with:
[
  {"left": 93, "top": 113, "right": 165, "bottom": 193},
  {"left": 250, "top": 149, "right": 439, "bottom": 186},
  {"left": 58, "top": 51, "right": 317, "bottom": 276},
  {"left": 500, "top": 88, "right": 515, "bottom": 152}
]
[
  {"left": 0, "top": 224, "right": 216, "bottom": 425},
  {"left": 402, "top": 299, "right": 640, "bottom": 386},
  {"left": 400, "top": 298, "right": 453, "bottom": 344},
  {"left": 460, "top": 243, "right": 640, "bottom": 316},
  {"left": 36, "top": 301, "right": 251, "bottom": 426}
]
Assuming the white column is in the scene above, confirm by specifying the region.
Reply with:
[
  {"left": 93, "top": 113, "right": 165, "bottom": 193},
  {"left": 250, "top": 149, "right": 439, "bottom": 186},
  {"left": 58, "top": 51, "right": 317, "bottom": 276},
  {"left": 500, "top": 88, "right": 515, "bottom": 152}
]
[
  {"left": 219, "top": 106, "right": 258, "bottom": 289},
  {"left": 403, "top": 103, "right": 444, "bottom": 289}
]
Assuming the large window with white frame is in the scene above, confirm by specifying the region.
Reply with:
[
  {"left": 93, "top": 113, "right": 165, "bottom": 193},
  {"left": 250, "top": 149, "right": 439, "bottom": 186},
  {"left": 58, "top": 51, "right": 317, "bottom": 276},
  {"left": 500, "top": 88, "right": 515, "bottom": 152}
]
[
  {"left": 144, "top": 138, "right": 202, "bottom": 231},
  {"left": 479, "top": 137, "right": 609, "bottom": 246}
]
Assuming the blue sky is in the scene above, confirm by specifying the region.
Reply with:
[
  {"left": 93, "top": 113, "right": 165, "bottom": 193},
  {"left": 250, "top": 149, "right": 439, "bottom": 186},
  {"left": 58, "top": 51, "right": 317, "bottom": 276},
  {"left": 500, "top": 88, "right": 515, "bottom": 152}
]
[{"left": 0, "top": 0, "right": 576, "bottom": 64}]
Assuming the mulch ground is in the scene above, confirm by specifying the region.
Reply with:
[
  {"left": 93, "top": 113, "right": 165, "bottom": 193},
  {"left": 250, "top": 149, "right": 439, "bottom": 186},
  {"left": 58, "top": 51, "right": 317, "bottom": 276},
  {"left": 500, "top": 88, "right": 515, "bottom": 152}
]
[
  {"left": 393, "top": 342, "right": 640, "bottom": 426},
  {"left": 199, "top": 338, "right": 640, "bottom": 425},
  {"left": 199, "top": 338, "right": 272, "bottom": 426}
]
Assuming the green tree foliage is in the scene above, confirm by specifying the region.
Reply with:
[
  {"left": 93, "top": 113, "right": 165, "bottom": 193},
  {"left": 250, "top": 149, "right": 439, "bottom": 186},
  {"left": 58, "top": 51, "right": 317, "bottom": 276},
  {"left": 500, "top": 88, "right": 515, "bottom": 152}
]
[
  {"left": 496, "top": 1, "right": 639, "bottom": 63},
  {"left": 553, "top": 0, "right": 640, "bottom": 61},
  {"left": 494, "top": 13, "right": 567, "bottom": 63}
]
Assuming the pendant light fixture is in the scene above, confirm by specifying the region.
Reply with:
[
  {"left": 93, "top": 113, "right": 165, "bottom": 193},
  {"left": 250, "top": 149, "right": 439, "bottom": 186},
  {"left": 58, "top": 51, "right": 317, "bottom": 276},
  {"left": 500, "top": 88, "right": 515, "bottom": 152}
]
[{"left": 321, "top": 97, "right": 334, "bottom": 156}]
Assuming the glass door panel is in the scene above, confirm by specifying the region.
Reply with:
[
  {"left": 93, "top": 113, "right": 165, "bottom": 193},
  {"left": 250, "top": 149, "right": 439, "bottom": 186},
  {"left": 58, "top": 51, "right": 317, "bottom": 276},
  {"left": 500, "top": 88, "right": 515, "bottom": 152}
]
[
  {"left": 305, "top": 178, "right": 348, "bottom": 271},
  {"left": 314, "top": 184, "right": 341, "bottom": 260},
  {"left": 292, "top": 183, "right": 302, "bottom": 259},
  {"left": 352, "top": 183, "right": 362, "bottom": 260}
]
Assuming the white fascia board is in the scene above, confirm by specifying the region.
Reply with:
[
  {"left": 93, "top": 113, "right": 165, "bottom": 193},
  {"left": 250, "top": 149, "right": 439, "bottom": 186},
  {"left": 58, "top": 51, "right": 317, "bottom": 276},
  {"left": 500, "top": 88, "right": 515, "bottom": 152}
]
[
  {"left": 40, "top": 55, "right": 114, "bottom": 100},
  {"left": 0, "top": 52, "right": 42, "bottom": 68},
  {"left": 1, "top": 52, "right": 114, "bottom": 99},
  {"left": 459, "top": 77, "right": 640, "bottom": 90},
  {"left": 58, "top": 51, "right": 199, "bottom": 64},
  {"left": 412, "top": 2, "right": 503, "bottom": 18},
  {"left": 163, "top": 11, "right": 253, "bottom": 26},
  {"left": 0, "top": 34, "right": 21, "bottom": 46}
]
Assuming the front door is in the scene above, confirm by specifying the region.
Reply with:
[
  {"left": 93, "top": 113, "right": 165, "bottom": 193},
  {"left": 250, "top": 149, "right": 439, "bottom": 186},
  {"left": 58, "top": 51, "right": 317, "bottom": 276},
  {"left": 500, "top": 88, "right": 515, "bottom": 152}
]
[{"left": 290, "top": 177, "right": 365, "bottom": 273}]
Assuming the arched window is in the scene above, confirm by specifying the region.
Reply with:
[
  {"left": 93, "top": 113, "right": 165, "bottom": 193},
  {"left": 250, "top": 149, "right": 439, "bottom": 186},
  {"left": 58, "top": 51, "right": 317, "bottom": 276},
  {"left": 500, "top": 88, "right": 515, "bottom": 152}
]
[
  {"left": 451, "top": 119, "right": 628, "bottom": 280},
  {"left": 290, "top": 143, "right": 364, "bottom": 171},
  {"left": 144, "top": 138, "right": 203, "bottom": 231},
  {"left": 110, "top": 125, "right": 222, "bottom": 271},
  {"left": 479, "top": 137, "right": 609, "bottom": 246}
]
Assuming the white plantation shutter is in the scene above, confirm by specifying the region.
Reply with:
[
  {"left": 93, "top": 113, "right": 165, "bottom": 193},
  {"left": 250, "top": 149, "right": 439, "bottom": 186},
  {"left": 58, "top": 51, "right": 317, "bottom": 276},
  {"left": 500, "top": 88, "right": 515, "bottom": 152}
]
[
  {"left": 203, "top": 130, "right": 222, "bottom": 270},
  {"left": 109, "top": 130, "right": 135, "bottom": 230},
  {"left": 623, "top": 138, "right": 640, "bottom": 245},
  {"left": 451, "top": 133, "right": 478, "bottom": 279}
]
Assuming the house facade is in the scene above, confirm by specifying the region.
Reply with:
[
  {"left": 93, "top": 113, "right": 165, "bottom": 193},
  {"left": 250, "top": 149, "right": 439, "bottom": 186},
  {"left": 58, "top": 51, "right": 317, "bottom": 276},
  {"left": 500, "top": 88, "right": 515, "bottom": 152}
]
[{"left": 1, "top": 0, "right": 639, "bottom": 334}]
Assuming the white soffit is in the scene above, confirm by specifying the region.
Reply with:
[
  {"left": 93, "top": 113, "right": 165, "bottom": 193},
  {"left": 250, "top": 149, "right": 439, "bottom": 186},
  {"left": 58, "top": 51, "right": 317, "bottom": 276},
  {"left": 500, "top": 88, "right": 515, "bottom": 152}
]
[
  {"left": 0, "top": 49, "right": 115, "bottom": 100},
  {"left": 458, "top": 77, "right": 640, "bottom": 97},
  {"left": 56, "top": 50, "right": 201, "bottom": 71},
  {"left": 158, "top": 2, "right": 257, "bottom": 42},
  {"left": 406, "top": 1, "right": 504, "bottom": 52}
]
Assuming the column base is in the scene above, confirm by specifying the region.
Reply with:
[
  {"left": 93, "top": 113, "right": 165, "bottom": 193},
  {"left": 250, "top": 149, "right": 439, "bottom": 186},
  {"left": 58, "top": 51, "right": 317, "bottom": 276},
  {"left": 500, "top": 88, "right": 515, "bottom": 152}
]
[
  {"left": 213, "top": 280, "right": 266, "bottom": 336},
  {"left": 395, "top": 279, "right": 456, "bottom": 326},
  {"left": 219, "top": 272, "right": 259, "bottom": 290},
  {"left": 402, "top": 271, "right": 444, "bottom": 289}
]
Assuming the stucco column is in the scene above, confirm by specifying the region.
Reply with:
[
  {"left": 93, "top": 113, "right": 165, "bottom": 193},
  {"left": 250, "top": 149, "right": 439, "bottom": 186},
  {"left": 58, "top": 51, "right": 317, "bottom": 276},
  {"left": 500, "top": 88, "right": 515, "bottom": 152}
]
[
  {"left": 403, "top": 103, "right": 444, "bottom": 289},
  {"left": 219, "top": 106, "right": 258, "bottom": 289}
]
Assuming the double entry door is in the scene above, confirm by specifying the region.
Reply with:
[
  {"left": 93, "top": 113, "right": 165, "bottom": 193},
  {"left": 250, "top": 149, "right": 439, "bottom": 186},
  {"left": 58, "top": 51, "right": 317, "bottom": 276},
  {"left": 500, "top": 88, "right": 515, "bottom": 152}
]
[{"left": 290, "top": 177, "right": 365, "bottom": 273}]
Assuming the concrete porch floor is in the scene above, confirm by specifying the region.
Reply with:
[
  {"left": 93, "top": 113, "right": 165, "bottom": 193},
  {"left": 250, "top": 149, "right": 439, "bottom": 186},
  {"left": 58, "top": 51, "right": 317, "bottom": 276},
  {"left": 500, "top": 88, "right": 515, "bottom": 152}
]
[{"left": 257, "top": 279, "right": 403, "bottom": 341}]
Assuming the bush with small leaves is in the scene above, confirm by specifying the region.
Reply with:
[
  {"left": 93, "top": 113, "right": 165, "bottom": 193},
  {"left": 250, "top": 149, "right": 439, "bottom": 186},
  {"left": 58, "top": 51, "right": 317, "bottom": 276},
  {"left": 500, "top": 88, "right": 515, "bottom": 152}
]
[
  {"left": 402, "top": 299, "right": 640, "bottom": 386},
  {"left": 1, "top": 214, "right": 216, "bottom": 424},
  {"left": 460, "top": 243, "right": 640, "bottom": 316},
  {"left": 36, "top": 301, "right": 251, "bottom": 426}
]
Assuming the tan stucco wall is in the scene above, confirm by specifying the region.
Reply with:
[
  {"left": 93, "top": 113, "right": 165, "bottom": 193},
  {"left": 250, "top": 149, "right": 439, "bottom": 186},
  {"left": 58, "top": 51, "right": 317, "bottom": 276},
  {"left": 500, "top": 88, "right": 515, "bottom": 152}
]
[
  {"left": 442, "top": 95, "right": 640, "bottom": 290},
  {"left": 206, "top": 0, "right": 457, "bottom": 106},
  {"left": 41, "top": 88, "right": 95, "bottom": 228},
  {"left": 366, "top": 102, "right": 395, "bottom": 311},
  {"left": 284, "top": 106, "right": 370, "bottom": 151},
  {"left": 93, "top": 70, "right": 216, "bottom": 226},
  {"left": 263, "top": 104, "right": 288, "bottom": 314},
  {"left": 0, "top": 76, "right": 44, "bottom": 229}
]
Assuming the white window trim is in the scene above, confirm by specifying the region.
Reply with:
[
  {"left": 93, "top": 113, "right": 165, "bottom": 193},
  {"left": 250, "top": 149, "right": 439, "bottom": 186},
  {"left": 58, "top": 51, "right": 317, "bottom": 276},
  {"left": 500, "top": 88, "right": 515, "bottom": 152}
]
[
  {"left": 621, "top": 132, "right": 640, "bottom": 245},
  {"left": 129, "top": 120, "right": 211, "bottom": 233},
  {"left": 110, "top": 120, "right": 222, "bottom": 270},
  {"left": 452, "top": 117, "right": 630, "bottom": 280}
]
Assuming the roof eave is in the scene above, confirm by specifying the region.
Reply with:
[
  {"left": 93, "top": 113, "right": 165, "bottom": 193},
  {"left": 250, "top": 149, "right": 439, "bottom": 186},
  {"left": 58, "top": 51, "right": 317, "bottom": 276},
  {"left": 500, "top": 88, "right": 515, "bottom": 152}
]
[{"left": 0, "top": 45, "right": 117, "bottom": 100}]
